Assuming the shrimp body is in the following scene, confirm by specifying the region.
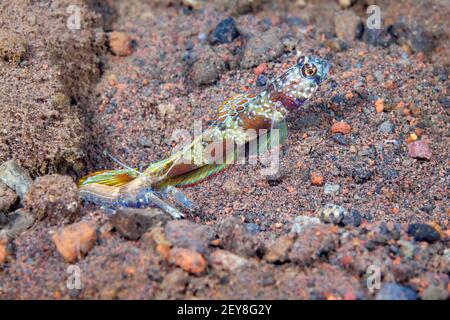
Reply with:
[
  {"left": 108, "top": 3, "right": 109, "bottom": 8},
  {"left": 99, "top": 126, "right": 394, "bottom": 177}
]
[{"left": 78, "top": 56, "right": 330, "bottom": 218}]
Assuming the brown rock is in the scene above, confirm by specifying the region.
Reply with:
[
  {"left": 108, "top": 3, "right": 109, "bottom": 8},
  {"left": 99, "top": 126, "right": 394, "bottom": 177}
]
[
  {"left": 165, "top": 220, "right": 215, "bottom": 255},
  {"left": 375, "top": 99, "right": 384, "bottom": 113},
  {"left": 210, "top": 249, "right": 248, "bottom": 272},
  {"left": 334, "top": 10, "right": 361, "bottom": 43},
  {"left": 0, "top": 182, "right": 17, "bottom": 212},
  {"left": 264, "top": 234, "right": 295, "bottom": 263},
  {"left": 0, "top": 237, "right": 7, "bottom": 265},
  {"left": 52, "top": 221, "right": 97, "bottom": 263},
  {"left": 23, "top": 174, "right": 80, "bottom": 225},
  {"left": 156, "top": 244, "right": 171, "bottom": 260},
  {"left": 170, "top": 247, "right": 206, "bottom": 275},
  {"left": 241, "top": 29, "right": 284, "bottom": 69},
  {"left": 109, "top": 208, "right": 169, "bottom": 240},
  {"left": 331, "top": 121, "right": 352, "bottom": 134},
  {"left": 109, "top": 31, "right": 133, "bottom": 57},
  {"left": 310, "top": 172, "right": 324, "bottom": 186},
  {"left": 407, "top": 140, "right": 432, "bottom": 160}
]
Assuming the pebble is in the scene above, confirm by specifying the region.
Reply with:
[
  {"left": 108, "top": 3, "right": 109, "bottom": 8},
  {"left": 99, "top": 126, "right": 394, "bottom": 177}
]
[
  {"left": 338, "top": 0, "right": 356, "bottom": 8},
  {"left": 407, "top": 223, "right": 441, "bottom": 243},
  {"left": 241, "top": 29, "right": 284, "bottom": 68},
  {"left": 334, "top": 10, "right": 360, "bottom": 43},
  {"left": 109, "top": 208, "right": 169, "bottom": 240},
  {"left": 324, "top": 183, "right": 340, "bottom": 195},
  {"left": 331, "top": 121, "right": 351, "bottom": 134},
  {"left": 244, "top": 223, "right": 260, "bottom": 235},
  {"left": 351, "top": 166, "right": 372, "bottom": 184},
  {"left": 407, "top": 140, "right": 432, "bottom": 160},
  {"left": 0, "top": 182, "right": 17, "bottom": 212},
  {"left": 256, "top": 74, "right": 267, "bottom": 87},
  {"left": 397, "top": 240, "right": 415, "bottom": 259},
  {"left": 157, "top": 102, "right": 176, "bottom": 117},
  {"left": 210, "top": 17, "right": 239, "bottom": 45},
  {"left": 170, "top": 247, "right": 206, "bottom": 275},
  {"left": 332, "top": 133, "right": 348, "bottom": 145},
  {"left": 165, "top": 220, "right": 215, "bottom": 255},
  {"left": 310, "top": 172, "right": 324, "bottom": 186},
  {"left": 375, "top": 99, "right": 384, "bottom": 113},
  {"left": 318, "top": 204, "right": 346, "bottom": 225},
  {"left": 0, "top": 237, "right": 7, "bottom": 265},
  {"left": 191, "top": 46, "right": 225, "bottom": 85},
  {"left": 378, "top": 120, "right": 395, "bottom": 134},
  {"left": 290, "top": 215, "right": 321, "bottom": 234},
  {"left": 263, "top": 234, "right": 294, "bottom": 263},
  {"left": 0, "top": 160, "right": 32, "bottom": 200},
  {"left": 341, "top": 209, "right": 363, "bottom": 227},
  {"left": 51, "top": 221, "right": 97, "bottom": 263},
  {"left": 108, "top": 31, "right": 133, "bottom": 56},
  {"left": 222, "top": 179, "right": 241, "bottom": 195},
  {"left": 23, "top": 174, "right": 80, "bottom": 225},
  {"left": 1, "top": 209, "right": 35, "bottom": 238},
  {"left": 209, "top": 249, "right": 248, "bottom": 272},
  {"left": 375, "top": 283, "right": 417, "bottom": 300}
]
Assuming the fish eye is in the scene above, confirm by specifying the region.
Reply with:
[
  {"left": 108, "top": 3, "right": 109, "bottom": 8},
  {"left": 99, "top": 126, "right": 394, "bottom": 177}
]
[{"left": 302, "top": 64, "right": 317, "bottom": 77}]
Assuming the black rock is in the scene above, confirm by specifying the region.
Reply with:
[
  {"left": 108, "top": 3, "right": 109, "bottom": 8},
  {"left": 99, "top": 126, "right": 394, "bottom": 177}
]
[
  {"left": 376, "top": 283, "right": 418, "bottom": 300},
  {"left": 341, "top": 209, "right": 362, "bottom": 227},
  {"left": 407, "top": 223, "right": 440, "bottom": 243},
  {"left": 363, "top": 28, "right": 394, "bottom": 47},
  {"left": 438, "top": 96, "right": 450, "bottom": 109},
  {"left": 351, "top": 166, "right": 372, "bottom": 184},
  {"left": 210, "top": 17, "right": 240, "bottom": 45},
  {"left": 332, "top": 133, "right": 348, "bottom": 145},
  {"left": 256, "top": 74, "right": 267, "bottom": 87}
]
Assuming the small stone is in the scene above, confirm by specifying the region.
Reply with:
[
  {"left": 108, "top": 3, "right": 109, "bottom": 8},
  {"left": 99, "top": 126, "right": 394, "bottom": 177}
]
[
  {"left": 375, "top": 283, "right": 417, "bottom": 300},
  {"left": 244, "top": 223, "right": 260, "bottom": 235},
  {"left": 324, "top": 183, "right": 340, "bottom": 195},
  {"left": 210, "top": 17, "right": 239, "bottom": 45},
  {"left": 407, "top": 223, "right": 440, "bottom": 243},
  {"left": 160, "top": 268, "right": 189, "bottom": 295},
  {"left": 291, "top": 215, "right": 321, "bottom": 234},
  {"left": 157, "top": 102, "right": 176, "bottom": 117},
  {"left": 209, "top": 249, "right": 248, "bottom": 272},
  {"left": 165, "top": 220, "right": 215, "bottom": 255},
  {"left": 110, "top": 208, "right": 169, "bottom": 240},
  {"left": 323, "top": 39, "right": 349, "bottom": 52},
  {"left": 351, "top": 165, "right": 372, "bottom": 184},
  {"left": 289, "top": 225, "right": 339, "bottom": 266},
  {"left": 310, "top": 172, "right": 324, "bottom": 186},
  {"left": 52, "top": 221, "right": 97, "bottom": 263},
  {"left": 334, "top": 10, "right": 360, "bottom": 43},
  {"left": 331, "top": 121, "right": 351, "bottom": 134},
  {"left": 332, "top": 133, "right": 348, "bottom": 145},
  {"left": 241, "top": 29, "right": 284, "bottom": 68},
  {"left": 378, "top": 120, "right": 395, "bottom": 134},
  {"left": 397, "top": 240, "right": 415, "bottom": 259},
  {"left": 0, "top": 32, "right": 27, "bottom": 64},
  {"left": 108, "top": 31, "right": 133, "bottom": 57},
  {"left": 2, "top": 209, "right": 35, "bottom": 238},
  {"left": 253, "top": 63, "right": 267, "bottom": 76},
  {"left": 407, "top": 140, "right": 432, "bottom": 160},
  {"left": 222, "top": 179, "right": 241, "bottom": 195},
  {"left": 170, "top": 247, "right": 206, "bottom": 275},
  {"left": 341, "top": 209, "right": 362, "bottom": 227},
  {"left": 0, "top": 160, "right": 32, "bottom": 200},
  {"left": 318, "top": 204, "right": 346, "bottom": 225},
  {"left": 0, "top": 237, "right": 7, "bottom": 265},
  {"left": 0, "top": 182, "right": 17, "bottom": 212},
  {"left": 263, "top": 234, "right": 294, "bottom": 263},
  {"left": 338, "top": 0, "right": 357, "bottom": 9},
  {"left": 375, "top": 99, "right": 384, "bottom": 113},
  {"left": 23, "top": 174, "right": 80, "bottom": 225},
  {"left": 256, "top": 74, "right": 267, "bottom": 87},
  {"left": 191, "top": 46, "right": 225, "bottom": 85}
]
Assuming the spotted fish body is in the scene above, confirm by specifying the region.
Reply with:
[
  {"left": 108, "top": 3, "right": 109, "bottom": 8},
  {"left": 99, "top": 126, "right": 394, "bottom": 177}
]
[{"left": 78, "top": 56, "right": 330, "bottom": 217}]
